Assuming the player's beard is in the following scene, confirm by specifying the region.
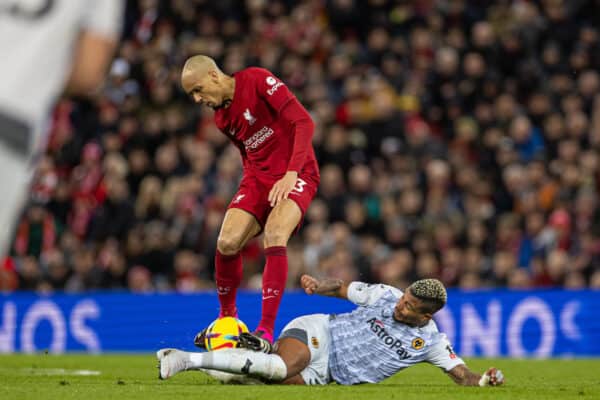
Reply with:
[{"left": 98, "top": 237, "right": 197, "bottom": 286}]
[{"left": 212, "top": 98, "right": 232, "bottom": 110}]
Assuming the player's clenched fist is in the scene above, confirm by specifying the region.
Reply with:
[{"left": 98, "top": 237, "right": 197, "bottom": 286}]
[
  {"left": 300, "top": 274, "right": 319, "bottom": 295},
  {"left": 479, "top": 367, "right": 505, "bottom": 386},
  {"left": 301, "top": 274, "right": 344, "bottom": 296}
]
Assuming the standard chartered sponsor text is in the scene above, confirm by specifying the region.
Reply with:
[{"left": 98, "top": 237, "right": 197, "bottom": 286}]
[{"left": 244, "top": 126, "right": 274, "bottom": 150}]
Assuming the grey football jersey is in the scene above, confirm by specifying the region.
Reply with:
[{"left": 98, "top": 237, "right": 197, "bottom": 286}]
[{"left": 328, "top": 282, "right": 464, "bottom": 385}]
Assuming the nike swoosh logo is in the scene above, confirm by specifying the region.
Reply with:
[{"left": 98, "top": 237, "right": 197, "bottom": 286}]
[{"left": 262, "top": 295, "right": 277, "bottom": 300}]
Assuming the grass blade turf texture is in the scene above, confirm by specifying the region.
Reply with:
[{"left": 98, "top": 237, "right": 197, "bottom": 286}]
[{"left": 0, "top": 354, "right": 598, "bottom": 400}]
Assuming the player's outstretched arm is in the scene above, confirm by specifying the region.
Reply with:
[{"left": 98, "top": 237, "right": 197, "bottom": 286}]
[
  {"left": 300, "top": 274, "right": 348, "bottom": 299},
  {"left": 446, "top": 365, "right": 505, "bottom": 387}
]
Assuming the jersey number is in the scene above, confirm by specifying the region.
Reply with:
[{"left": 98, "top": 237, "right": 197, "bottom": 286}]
[{"left": 292, "top": 178, "right": 307, "bottom": 193}]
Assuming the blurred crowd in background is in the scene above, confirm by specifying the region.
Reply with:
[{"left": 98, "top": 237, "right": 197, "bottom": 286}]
[{"left": 2, "top": 0, "right": 600, "bottom": 293}]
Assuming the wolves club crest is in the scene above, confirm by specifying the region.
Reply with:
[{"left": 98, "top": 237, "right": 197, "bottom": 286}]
[
  {"left": 311, "top": 337, "right": 319, "bottom": 349},
  {"left": 411, "top": 337, "right": 425, "bottom": 350}
]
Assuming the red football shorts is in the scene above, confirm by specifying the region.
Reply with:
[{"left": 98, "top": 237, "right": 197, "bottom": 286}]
[{"left": 227, "top": 172, "right": 318, "bottom": 230}]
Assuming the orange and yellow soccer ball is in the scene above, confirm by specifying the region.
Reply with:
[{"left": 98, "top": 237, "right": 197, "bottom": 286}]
[{"left": 204, "top": 317, "right": 249, "bottom": 351}]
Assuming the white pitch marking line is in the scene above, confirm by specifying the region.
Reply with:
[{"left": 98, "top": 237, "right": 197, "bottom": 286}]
[{"left": 20, "top": 368, "right": 101, "bottom": 376}]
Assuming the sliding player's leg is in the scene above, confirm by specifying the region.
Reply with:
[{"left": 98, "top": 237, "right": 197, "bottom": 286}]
[
  {"left": 198, "top": 368, "right": 265, "bottom": 385},
  {"left": 160, "top": 314, "right": 331, "bottom": 384},
  {"left": 157, "top": 343, "right": 299, "bottom": 382}
]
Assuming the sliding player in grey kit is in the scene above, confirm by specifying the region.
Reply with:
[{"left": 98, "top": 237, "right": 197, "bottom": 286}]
[{"left": 157, "top": 274, "right": 504, "bottom": 387}]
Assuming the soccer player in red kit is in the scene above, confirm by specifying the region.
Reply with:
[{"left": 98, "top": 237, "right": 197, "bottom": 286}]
[{"left": 181, "top": 55, "right": 320, "bottom": 343}]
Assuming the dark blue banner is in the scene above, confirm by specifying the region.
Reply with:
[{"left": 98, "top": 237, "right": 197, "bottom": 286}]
[{"left": 1, "top": 290, "right": 599, "bottom": 356}]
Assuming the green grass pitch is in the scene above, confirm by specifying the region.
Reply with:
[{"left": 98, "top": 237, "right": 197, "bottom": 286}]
[{"left": 0, "top": 354, "right": 598, "bottom": 400}]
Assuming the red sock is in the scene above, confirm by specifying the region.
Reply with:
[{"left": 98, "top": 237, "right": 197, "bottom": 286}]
[
  {"left": 215, "top": 250, "right": 242, "bottom": 317},
  {"left": 258, "top": 246, "right": 288, "bottom": 334}
]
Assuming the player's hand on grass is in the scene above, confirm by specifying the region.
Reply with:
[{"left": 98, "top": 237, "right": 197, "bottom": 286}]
[
  {"left": 479, "top": 367, "right": 505, "bottom": 386},
  {"left": 269, "top": 171, "right": 298, "bottom": 207}
]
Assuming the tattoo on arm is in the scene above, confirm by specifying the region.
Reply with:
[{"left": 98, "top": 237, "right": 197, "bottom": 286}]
[
  {"left": 447, "top": 365, "right": 482, "bottom": 386},
  {"left": 314, "top": 279, "right": 344, "bottom": 296}
]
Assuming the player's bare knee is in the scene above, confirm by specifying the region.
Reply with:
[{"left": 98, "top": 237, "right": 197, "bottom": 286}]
[
  {"left": 263, "top": 228, "right": 289, "bottom": 248},
  {"left": 285, "top": 354, "right": 310, "bottom": 378},
  {"left": 275, "top": 338, "right": 310, "bottom": 378},
  {"left": 216, "top": 236, "right": 243, "bottom": 255}
]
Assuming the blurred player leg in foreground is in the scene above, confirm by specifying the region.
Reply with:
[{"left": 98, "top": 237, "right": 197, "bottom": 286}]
[
  {"left": 0, "top": 1, "right": 123, "bottom": 254},
  {"left": 0, "top": 139, "right": 30, "bottom": 254}
]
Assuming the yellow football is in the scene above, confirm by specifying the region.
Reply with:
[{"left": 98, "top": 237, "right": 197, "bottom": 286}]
[{"left": 204, "top": 317, "right": 249, "bottom": 351}]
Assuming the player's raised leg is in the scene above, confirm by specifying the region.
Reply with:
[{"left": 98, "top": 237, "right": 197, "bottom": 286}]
[
  {"left": 256, "top": 199, "right": 302, "bottom": 341},
  {"left": 215, "top": 208, "right": 261, "bottom": 316},
  {"left": 194, "top": 208, "right": 261, "bottom": 348}
]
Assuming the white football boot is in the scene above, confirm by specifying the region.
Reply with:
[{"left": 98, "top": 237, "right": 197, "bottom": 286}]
[{"left": 157, "top": 348, "right": 191, "bottom": 379}]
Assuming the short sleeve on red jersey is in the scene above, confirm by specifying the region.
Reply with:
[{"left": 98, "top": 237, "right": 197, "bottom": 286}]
[{"left": 250, "top": 67, "right": 295, "bottom": 112}]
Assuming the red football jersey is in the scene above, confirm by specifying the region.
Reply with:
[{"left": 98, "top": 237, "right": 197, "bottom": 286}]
[{"left": 214, "top": 67, "right": 319, "bottom": 182}]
